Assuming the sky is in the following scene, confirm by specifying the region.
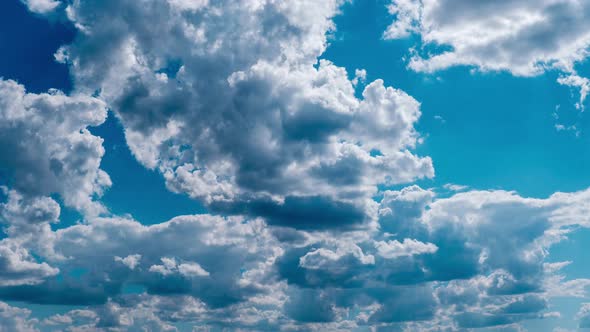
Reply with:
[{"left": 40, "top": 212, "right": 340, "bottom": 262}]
[{"left": 2, "top": 0, "right": 590, "bottom": 331}]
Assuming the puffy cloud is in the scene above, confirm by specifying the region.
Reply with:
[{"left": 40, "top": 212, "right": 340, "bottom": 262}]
[
  {"left": 385, "top": 0, "right": 590, "bottom": 76},
  {"left": 0, "top": 79, "right": 109, "bottom": 288},
  {"left": 12, "top": 0, "right": 590, "bottom": 330},
  {"left": 55, "top": 0, "right": 432, "bottom": 229},
  {"left": 385, "top": 0, "right": 590, "bottom": 109},
  {"left": 20, "top": 0, "right": 60, "bottom": 14},
  {"left": 0, "top": 214, "right": 279, "bottom": 311},
  {"left": 374, "top": 238, "right": 438, "bottom": 259},
  {"left": 0, "top": 302, "right": 38, "bottom": 332},
  {"left": 114, "top": 254, "right": 142, "bottom": 270},
  {"left": 42, "top": 308, "right": 98, "bottom": 328},
  {"left": 0, "top": 189, "right": 59, "bottom": 236},
  {"left": 0, "top": 186, "right": 586, "bottom": 330},
  {"left": 149, "top": 257, "right": 210, "bottom": 277},
  {"left": 0, "top": 79, "right": 110, "bottom": 216},
  {"left": 0, "top": 243, "right": 58, "bottom": 287},
  {"left": 273, "top": 186, "right": 590, "bottom": 329},
  {"left": 578, "top": 303, "right": 590, "bottom": 328}
]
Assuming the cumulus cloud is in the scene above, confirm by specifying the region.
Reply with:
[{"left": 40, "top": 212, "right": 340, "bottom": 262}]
[
  {"left": 20, "top": 0, "right": 60, "bottom": 14},
  {"left": 0, "top": 186, "right": 586, "bottom": 330},
  {"left": 0, "top": 79, "right": 110, "bottom": 216},
  {"left": 385, "top": 0, "right": 590, "bottom": 109},
  {"left": 274, "top": 186, "right": 590, "bottom": 329},
  {"left": 578, "top": 303, "right": 590, "bottom": 328},
  {"left": 114, "top": 254, "right": 142, "bottom": 270},
  {"left": 10, "top": 0, "right": 590, "bottom": 330},
  {"left": 374, "top": 238, "right": 438, "bottom": 259},
  {"left": 54, "top": 0, "right": 432, "bottom": 229},
  {"left": 385, "top": 0, "right": 590, "bottom": 75},
  {"left": 0, "top": 80, "right": 110, "bottom": 289},
  {"left": 0, "top": 214, "right": 280, "bottom": 311},
  {"left": 0, "top": 302, "right": 38, "bottom": 332},
  {"left": 0, "top": 244, "right": 58, "bottom": 287}
]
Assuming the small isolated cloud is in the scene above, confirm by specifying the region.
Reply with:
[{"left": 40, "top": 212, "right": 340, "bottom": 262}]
[{"left": 21, "top": 0, "right": 60, "bottom": 14}]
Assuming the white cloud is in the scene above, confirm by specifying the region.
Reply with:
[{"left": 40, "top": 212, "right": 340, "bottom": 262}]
[
  {"left": 0, "top": 301, "right": 38, "bottom": 332},
  {"left": 114, "top": 254, "right": 142, "bottom": 270},
  {"left": 375, "top": 238, "right": 438, "bottom": 259},
  {"left": 21, "top": 0, "right": 60, "bottom": 14},
  {"left": 149, "top": 257, "right": 210, "bottom": 277},
  {"left": 385, "top": 0, "right": 590, "bottom": 109},
  {"left": 557, "top": 74, "right": 590, "bottom": 110}
]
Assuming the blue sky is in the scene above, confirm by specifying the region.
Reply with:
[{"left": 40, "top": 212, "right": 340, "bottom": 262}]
[{"left": 2, "top": 0, "right": 590, "bottom": 331}]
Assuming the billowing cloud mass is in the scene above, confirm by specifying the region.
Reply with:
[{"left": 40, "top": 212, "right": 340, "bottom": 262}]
[
  {"left": 0, "top": 187, "right": 587, "bottom": 330},
  {"left": 2, "top": 0, "right": 590, "bottom": 331},
  {"left": 56, "top": 0, "right": 433, "bottom": 229}
]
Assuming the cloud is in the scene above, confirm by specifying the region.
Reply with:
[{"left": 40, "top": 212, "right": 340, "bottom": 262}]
[
  {"left": 149, "top": 257, "right": 210, "bottom": 278},
  {"left": 0, "top": 244, "right": 58, "bottom": 287},
  {"left": 10, "top": 0, "right": 590, "bottom": 330},
  {"left": 20, "top": 0, "right": 60, "bottom": 14},
  {"left": 0, "top": 214, "right": 279, "bottom": 311},
  {"left": 0, "top": 186, "right": 586, "bottom": 330},
  {"left": 55, "top": 0, "right": 432, "bottom": 229},
  {"left": 385, "top": 0, "right": 590, "bottom": 76},
  {"left": 273, "top": 186, "right": 590, "bottom": 328},
  {"left": 374, "top": 238, "right": 438, "bottom": 259},
  {"left": 557, "top": 74, "right": 590, "bottom": 110},
  {"left": 0, "top": 302, "right": 38, "bottom": 332},
  {"left": 0, "top": 79, "right": 110, "bottom": 217},
  {"left": 385, "top": 0, "right": 590, "bottom": 109},
  {"left": 114, "top": 254, "right": 142, "bottom": 270},
  {"left": 578, "top": 303, "right": 590, "bottom": 328}
]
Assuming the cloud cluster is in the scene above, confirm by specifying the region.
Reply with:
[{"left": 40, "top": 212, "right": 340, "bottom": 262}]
[
  {"left": 4, "top": 0, "right": 590, "bottom": 330},
  {"left": 385, "top": 0, "right": 590, "bottom": 75},
  {"left": 55, "top": 0, "right": 433, "bottom": 229},
  {"left": 273, "top": 186, "right": 590, "bottom": 330},
  {"left": 385, "top": 0, "right": 590, "bottom": 108},
  {"left": 0, "top": 187, "right": 587, "bottom": 330}
]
